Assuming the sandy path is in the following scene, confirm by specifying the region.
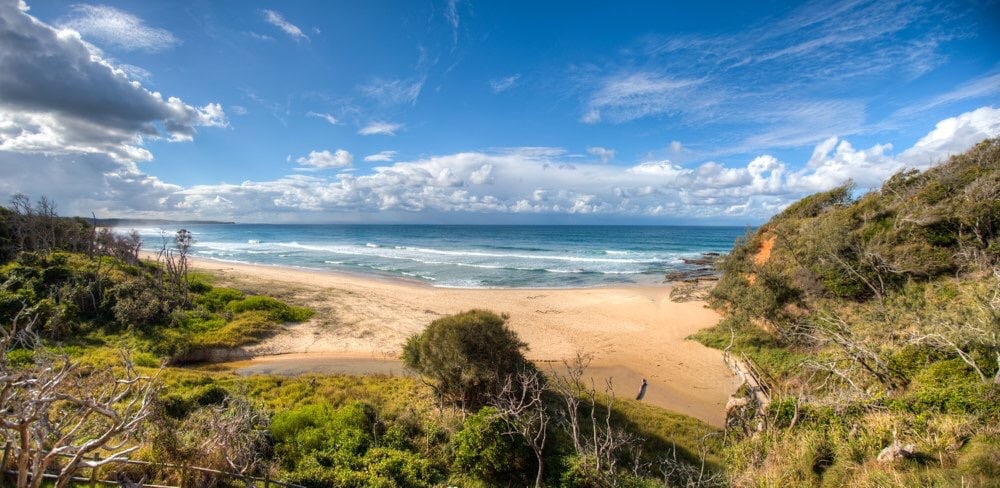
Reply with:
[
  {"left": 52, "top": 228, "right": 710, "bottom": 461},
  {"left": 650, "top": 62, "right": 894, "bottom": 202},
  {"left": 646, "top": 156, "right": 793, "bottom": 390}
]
[{"left": 182, "top": 256, "right": 740, "bottom": 427}]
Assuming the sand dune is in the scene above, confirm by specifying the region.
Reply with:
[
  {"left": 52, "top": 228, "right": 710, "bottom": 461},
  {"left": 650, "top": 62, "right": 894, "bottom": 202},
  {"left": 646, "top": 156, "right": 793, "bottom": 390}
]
[{"left": 184, "top": 256, "right": 741, "bottom": 427}]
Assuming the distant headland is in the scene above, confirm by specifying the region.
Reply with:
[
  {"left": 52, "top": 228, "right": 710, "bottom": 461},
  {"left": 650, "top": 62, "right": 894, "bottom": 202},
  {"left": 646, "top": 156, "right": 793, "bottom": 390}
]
[{"left": 87, "top": 218, "right": 236, "bottom": 227}]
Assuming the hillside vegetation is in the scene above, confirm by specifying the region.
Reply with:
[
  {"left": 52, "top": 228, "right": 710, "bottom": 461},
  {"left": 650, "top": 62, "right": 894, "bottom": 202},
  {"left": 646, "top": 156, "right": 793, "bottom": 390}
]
[{"left": 695, "top": 138, "right": 1000, "bottom": 486}]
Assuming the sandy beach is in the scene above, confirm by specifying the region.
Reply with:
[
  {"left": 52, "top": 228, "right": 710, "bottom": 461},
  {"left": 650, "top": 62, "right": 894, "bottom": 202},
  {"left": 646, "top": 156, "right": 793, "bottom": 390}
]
[{"left": 181, "top": 255, "right": 741, "bottom": 427}]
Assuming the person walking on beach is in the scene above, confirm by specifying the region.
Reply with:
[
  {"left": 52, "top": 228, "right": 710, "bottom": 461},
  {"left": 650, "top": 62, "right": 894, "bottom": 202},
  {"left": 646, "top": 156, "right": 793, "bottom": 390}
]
[{"left": 636, "top": 378, "right": 648, "bottom": 400}]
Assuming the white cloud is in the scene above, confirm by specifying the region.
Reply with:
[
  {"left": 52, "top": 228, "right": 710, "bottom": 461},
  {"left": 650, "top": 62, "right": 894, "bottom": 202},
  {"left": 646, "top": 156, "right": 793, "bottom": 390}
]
[
  {"left": 359, "top": 77, "right": 425, "bottom": 107},
  {"left": 143, "top": 106, "right": 1000, "bottom": 222},
  {"left": 899, "top": 106, "right": 1000, "bottom": 168},
  {"left": 58, "top": 4, "right": 178, "bottom": 52},
  {"left": 295, "top": 149, "right": 353, "bottom": 169},
  {"left": 358, "top": 121, "right": 403, "bottom": 136},
  {"left": 587, "top": 146, "right": 615, "bottom": 163},
  {"left": 306, "top": 111, "right": 338, "bottom": 125},
  {"left": 669, "top": 140, "right": 683, "bottom": 153},
  {"left": 785, "top": 138, "right": 896, "bottom": 192},
  {"left": 262, "top": 9, "right": 307, "bottom": 41},
  {"left": 364, "top": 150, "right": 397, "bottom": 162},
  {"left": 230, "top": 105, "right": 249, "bottom": 116},
  {"left": 489, "top": 74, "right": 521, "bottom": 93},
  {"left": 0, "top": 2, "right": 225, "bottom": 163}
]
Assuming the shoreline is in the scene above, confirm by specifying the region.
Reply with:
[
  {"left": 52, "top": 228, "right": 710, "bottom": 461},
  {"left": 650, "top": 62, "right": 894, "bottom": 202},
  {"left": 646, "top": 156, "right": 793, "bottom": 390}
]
[
  {"left": 146, "top": 251, "right": 681, "bottom": 291},
  {"left": 169, "top": 253, "right": 741, "bottom": 427}
]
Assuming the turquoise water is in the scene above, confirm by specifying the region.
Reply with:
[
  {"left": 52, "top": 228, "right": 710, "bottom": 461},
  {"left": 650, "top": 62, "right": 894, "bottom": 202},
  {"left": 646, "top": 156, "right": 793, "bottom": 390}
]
[{"left": 124, "top": 225, "right": 746, "bottom": 288}]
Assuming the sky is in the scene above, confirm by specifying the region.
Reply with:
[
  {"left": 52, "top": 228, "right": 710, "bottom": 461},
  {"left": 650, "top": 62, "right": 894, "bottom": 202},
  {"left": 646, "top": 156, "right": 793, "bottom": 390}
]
[{"left": 0, "top": 0, "right": 998, "bottom": 225}]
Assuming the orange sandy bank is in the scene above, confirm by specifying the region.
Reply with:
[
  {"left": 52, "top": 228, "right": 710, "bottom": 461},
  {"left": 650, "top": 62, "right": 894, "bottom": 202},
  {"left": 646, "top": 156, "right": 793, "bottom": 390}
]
[{"left": 180, "top": 255, "right": 741, "bottom": 427}]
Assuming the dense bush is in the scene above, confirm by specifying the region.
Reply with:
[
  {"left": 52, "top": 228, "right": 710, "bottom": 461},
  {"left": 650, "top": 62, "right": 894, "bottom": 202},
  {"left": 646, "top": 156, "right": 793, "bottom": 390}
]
[
  {"left": 451, "top": 406, "right": 531, "bottom": 482},
  {"left": 0, "top": 250, "right": 311, "bottom": 364},
  {"left": 271, "top": 401, "right": 442, "bottom": 487},
  {"left": 402, "top": 309, "right": 529, "bottom": 409}
]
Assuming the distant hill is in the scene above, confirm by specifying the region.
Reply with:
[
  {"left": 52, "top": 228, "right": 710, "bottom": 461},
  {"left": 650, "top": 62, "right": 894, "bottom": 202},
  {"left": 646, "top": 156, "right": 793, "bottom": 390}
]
[{"left": 89, "top": 218, "right": 236, "bottom": 227}]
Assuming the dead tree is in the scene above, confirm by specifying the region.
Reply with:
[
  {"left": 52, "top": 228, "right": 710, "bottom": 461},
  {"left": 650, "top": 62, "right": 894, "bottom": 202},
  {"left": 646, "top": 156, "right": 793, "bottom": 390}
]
[
  {"left": 654, "top": 433, "right": 725, "bottom": 487},
  {"left": 0, "top": 315, "right": 159, "bottom": 488},
  {"left": 582, "top": 378, "right": 642, "bottom": 482},
  {"left": 548, "top": 351, "right": 593, "bottom": 454},
  {"left": 806, "top": 311, "right": 904, "bottom": 391},
  {"left": 491, "top": 369, "right": 550, "bottom": 488},
  {"left": 548, "top": 352, "right": 643, "bottom": 484}
]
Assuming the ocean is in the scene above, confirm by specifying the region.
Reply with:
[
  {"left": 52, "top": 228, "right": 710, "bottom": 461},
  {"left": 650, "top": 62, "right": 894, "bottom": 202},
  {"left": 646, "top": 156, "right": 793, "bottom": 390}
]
[{"left": 122, "top": 224, "right": 747, "bottom": 288}]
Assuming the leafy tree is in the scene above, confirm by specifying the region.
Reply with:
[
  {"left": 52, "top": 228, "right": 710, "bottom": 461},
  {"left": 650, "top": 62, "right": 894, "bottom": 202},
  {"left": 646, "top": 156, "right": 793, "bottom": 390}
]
[{"left": 402, "top": 309, "right": 528, "bottom": 410}]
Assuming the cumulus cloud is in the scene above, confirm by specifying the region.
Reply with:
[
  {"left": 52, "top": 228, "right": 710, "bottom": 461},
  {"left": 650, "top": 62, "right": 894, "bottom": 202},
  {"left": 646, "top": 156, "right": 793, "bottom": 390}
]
[
  {"left": 785, "top": 137, "right": 896, "bottom": 192},
  {"left": 142, "top": 106, "right": 1000, "bottom": 222},
  {"left": 58, "top": 4, "right": 178, "bottom": 52},
  {"left": 899, "top": 106, "right": 1000, "bottom": 168},
  {"left": 0, "top": 152, "right": 181, "bottom": 217},
  {"left": 0, "top": 1, "right": 226, "bottom": 163},
  {"left": 149, "top": 147, "right": 788, "bottom": 220},
  {"left": 358, "top": 121, "right": 403, "bottom": 136},
  {"left": 587, "top": 146, "right": 615, "bottom": 163},
  {"left": 306, "top": 111, "right": 338, "bottom": 125},
  {"left": 364, "top": 150, "right": 397, "bottom": 162},
  {"left": 295, "top": 149, "right": 353, "bottom": 169},
  {"left": 489, "top": 74, "right": 521, "bottom": 93},
  {"left": 262, "top": 9, "right": 307, "bottom": 41}
]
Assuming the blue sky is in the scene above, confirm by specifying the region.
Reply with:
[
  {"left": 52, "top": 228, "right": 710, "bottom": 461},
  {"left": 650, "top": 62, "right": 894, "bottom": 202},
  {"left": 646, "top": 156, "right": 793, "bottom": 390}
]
[{"left": 0, "top": 0, "right": 998, "bottom": 224}]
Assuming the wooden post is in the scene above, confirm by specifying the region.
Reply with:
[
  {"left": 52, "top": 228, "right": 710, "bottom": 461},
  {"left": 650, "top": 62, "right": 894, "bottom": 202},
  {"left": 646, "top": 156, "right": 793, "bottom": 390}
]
[
  {"left": 263, "top": 471, "right": 270, "bottom": 488},
  {"left": 179, "top": 464, "right": 187, "bottom": 488}
]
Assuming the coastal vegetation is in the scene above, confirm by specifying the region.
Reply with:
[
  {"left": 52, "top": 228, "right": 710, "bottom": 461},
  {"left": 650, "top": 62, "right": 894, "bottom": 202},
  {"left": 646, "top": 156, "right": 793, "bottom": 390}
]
[
  {"left": 694, "top": 137, "right": 1000, "bottom": 485},
  {"left": 1, "top": 137, "right": 997, "bottom": 487}
]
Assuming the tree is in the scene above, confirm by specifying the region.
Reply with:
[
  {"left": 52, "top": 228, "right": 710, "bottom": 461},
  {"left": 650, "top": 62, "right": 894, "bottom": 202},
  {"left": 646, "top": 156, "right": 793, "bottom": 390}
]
[
  {"left": 490, "top": 369, "right": 550, "bottom": 488},
  {"left": 402, "top": 309, "right": 528, "bottom": 411},
  {"left": 0, "top": 315, "right": 159, "bottom": 488}
]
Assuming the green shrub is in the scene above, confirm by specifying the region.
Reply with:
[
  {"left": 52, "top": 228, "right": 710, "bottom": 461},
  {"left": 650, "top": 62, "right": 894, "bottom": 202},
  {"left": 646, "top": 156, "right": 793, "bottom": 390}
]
[
  {"left": 195, "top": 287, "right": 244, "bottom": 313},
  {"left": 363, "top": 447, "right": 440, "bottom": 487},
  {"left": 904, "top": 360, "right": 997, "bottom": 415},
  {"left": 272, "top": 402, "right": 374, "bottom": 463},
  {"left": 225, "top": 295, "right": 313, "bottom": 322},
  {"left": 402, "top": 309, "right": 528, "bottom": 409},
  {"left": 110, "top": 279, "right": 163, "bottom": 328},
  {"left": 192, "top": 311, "right": 277, "bottom": 348},
  {"left": 6, "top": 348, "right": 34, "bottom": 367},
  {"left": 452, "top": 406, "right": 529, "bottom": 481}
]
